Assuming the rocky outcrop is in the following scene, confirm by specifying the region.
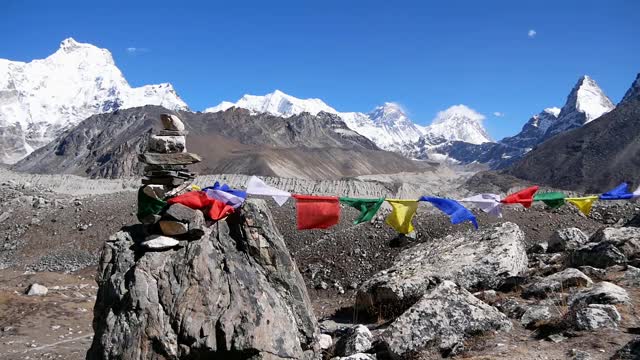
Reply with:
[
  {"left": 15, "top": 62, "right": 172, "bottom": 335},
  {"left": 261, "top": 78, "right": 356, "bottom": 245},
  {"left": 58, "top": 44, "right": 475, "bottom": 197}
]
[
  {"left": 376, "top": 281, "right": 512, "bottom": 358},
  {"left": 356, "top": 222, "right": 527, "bottom": 316},
  {"left": 87, "top": 199, "right": 319, "bottom": 360}
]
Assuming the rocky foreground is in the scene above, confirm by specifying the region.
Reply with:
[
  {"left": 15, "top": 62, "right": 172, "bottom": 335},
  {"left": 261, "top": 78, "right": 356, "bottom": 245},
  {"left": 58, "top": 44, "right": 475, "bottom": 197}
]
[{"left": 1, "top": 170, "right": 640, "bottom": 359}]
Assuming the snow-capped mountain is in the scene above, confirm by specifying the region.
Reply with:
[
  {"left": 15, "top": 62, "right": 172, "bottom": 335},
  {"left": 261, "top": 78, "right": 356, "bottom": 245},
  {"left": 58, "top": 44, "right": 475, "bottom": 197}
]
[
  {"left": 424, "top": 105, "right": 492, "bottom": 145},
  {"left": 206, "top": 91, "right": 494, "bottom": 152},
  {"left": 544, "top": 75, "right": 614, "bottom": 138},
  {"left": 0, "top": 38, "right": 187, "bottom": 163}
]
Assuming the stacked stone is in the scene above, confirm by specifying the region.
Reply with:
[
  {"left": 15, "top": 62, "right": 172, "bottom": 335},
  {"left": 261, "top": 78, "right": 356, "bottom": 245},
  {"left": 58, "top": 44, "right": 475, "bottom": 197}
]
[{"left": 137, "top": 114, "right": 206, "bottom": 250}]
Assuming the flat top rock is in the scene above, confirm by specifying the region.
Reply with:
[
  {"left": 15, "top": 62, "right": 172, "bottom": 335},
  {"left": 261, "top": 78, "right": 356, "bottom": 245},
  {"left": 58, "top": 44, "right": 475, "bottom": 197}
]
[
  {"left": 139, "top": 152, "right": 202, "bottom": 165},
  {"left": 569, "top": 281, "right": 630, "bottom": 306}
]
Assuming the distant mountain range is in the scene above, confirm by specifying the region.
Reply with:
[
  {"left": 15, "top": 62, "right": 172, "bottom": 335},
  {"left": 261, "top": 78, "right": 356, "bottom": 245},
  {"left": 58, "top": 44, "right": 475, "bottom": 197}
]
[{"left": 1, "top": 38, "right": 637, "bottom": 185}]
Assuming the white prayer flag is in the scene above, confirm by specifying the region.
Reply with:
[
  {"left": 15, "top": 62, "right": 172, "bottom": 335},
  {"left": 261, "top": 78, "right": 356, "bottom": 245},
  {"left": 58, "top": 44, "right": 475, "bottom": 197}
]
[
  {"left": 246, "top": 176, "right": 291, "bottom": 206},
  {"left": 459, "top": 193, "right": 502, "bottom": 218}
]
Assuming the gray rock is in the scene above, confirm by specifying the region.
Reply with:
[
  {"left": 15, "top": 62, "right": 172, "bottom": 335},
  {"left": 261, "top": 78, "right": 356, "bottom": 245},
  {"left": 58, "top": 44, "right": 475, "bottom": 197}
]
[
  {"left": 548, "top": 228, "right": 588, "bottom": 252},
  {"left": 590, "top": 227, "right": 640, "bottom": 260},
  {"left": 569, "top": 304, "right": 620, "bottom": 330},
  {"left": 147, "top": 135, "right": 186, "bottom": 154},
  {"left": 160, "top": 113, "right": 185, "bottom": 131},
  {"left": 611, "top": 337, "right": 640, "bottom": 359},
  {"left": 578, "top": 266, "right": 607, "bottom": 280},
  {"left": 520, "top": 305, "right": 554, "bottom": 328},
  {"left": 163, "top": 204, "right": 205, "bottom": 239},
  {"left": 141, "top": 185, "right": 165, "bottom": 199},
  {"left": 547, "top": 334, "right": 566, "bottom": 343},
  {"left": 138, "top": 152, "right": 202, "bottom": 165},
  {"left": 377, "top": 281, "right": 511, "bottom": 358},
  {"left": 140, "top": 235, "right": 179, "bottom": 250},
  {"left": 473, "top": 290, "right": 498, "bottom": 303},
  {"left": 495, "top": 298, "right": 527, "bottom": 319},
  {"left": 523, "top": 268, "right": 593, "bottom": 298},
  {"left": 25, "top": 283, "right": 48, "bottom": 296},
  {"left": 569, "top": 281, "right": 630, "bottom": 306},
  {"left": 334, "top": 325, "right": 372, "bottom": 356},
  {"left": 569, "top": 242, "right": 627, "bottom": 268},
  {"left": 88, "top": 199, "right": 318, "bottom": 359},
  {"left": 357, "top": 222, "right": 527, "bottom": 316},
  {"left": 623, "top": 265, "right": 640, "bottom": 286},
  {"left": 333, "top": 354, "right": 376, "bottom": 360},
  {"left": 528, "top": 242, "right": 548, "bottom": 254},
  {"left": 569, "top": 349, "right": 591, "bottom": 360}
]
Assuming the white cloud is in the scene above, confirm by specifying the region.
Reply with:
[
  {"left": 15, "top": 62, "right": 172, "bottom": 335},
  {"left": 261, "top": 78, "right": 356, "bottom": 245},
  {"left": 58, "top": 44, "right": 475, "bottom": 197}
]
[
  {"left": 126, "top": 47, "right": 150, "bottom": 55},
  {"left": 493, "top": 111, "right": 505, "bottom": 117},
  {"left": 528, "top": 29, "right": 537, "bottom": 38}
]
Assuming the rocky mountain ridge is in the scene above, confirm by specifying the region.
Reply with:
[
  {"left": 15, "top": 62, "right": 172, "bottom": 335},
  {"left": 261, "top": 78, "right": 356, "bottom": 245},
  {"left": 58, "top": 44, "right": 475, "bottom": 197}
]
[{"left": 12, "top": 106, "right": 426, "bottom": 179}]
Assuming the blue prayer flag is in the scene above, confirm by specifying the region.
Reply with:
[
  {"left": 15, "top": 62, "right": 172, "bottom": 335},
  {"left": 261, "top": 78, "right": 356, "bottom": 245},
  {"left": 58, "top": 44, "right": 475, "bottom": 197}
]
[
  {"left": 419, "top": 196, "right": 478, "bottom": 229},
  {"left": 599, "top": 183, "right": 633, "bottom": 200}
]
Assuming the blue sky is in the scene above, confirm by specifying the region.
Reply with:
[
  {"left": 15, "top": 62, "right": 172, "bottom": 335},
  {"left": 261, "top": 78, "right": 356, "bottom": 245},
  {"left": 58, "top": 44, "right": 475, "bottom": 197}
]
[{"left": 1, "top": 0, "right": 638, "bottom": 140}]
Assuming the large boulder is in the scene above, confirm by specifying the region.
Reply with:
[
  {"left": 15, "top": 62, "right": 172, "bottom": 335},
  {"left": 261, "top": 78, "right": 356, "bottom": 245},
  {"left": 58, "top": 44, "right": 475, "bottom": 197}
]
[
  {"left": 569, "top": 304, "right": 621, "bottom": 331},
  {"left": 523, "top": 268, "right": 593, "bottom": 298},
  {"left": 569, "top": 242, "right": 627, "bottom": 268},
  {"left": 87, "top": 199, "right": 319, "bottom": 360},
  {"left": 356, "top": 222, "right": 527, "bottom": 315},
  {"left": 611, "top": 337, "right": 640, "bottom": 359},
  {"left": 569, "top": 281, "right": 630, "bottom": 307},
  {"left": 377, "top": 281, "right": 512, "bottom": 358},
  {"left": 548, "top": 228, "right": 589, "bottom": 252},
  {"left": 590, "top": 227, "right": 640, "bottom": 259}
]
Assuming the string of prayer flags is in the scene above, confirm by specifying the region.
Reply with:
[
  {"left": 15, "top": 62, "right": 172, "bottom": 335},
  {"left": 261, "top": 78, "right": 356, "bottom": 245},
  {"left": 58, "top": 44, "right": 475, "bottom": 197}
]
[
  {"left": 419, "top": 196, "right": 478, "bottom": 229},
  {"left": 566, "top": 196, "right": 599, "bottom": 216},
  {"left": 459, "top": 193, "right": 502, "bottom": 218},
  {"left": 207, "top": 200, "right": 235, "bottom": 221},
  {"left": 339, "top": 197, "right": 385, "bottom": 225},
  {"left": 533, "top": 192, "right": 566, "bottom": 209},
  {"left": 204, "top": 182, "right": 246, "bottom": 209},
  {"left": 246, "top": 176, "right": 292, "bottom": 206},
  {"left": 385, "top": 199, "right": 419, "bottom": 234},
  {"left": 292, "top": 195, "right": 340, "bottom": 230},
  {"left": 600, "top": 183, "right": 634, "bottom": 200},
  {"left": 501, "top": 186, "right": 539, "bottom": 208}
]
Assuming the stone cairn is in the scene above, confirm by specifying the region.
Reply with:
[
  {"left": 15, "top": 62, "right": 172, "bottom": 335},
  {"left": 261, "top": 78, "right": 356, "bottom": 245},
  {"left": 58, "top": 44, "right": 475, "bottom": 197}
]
[{"left": 136, "top": 113, "right": 205, "bottom": 250}]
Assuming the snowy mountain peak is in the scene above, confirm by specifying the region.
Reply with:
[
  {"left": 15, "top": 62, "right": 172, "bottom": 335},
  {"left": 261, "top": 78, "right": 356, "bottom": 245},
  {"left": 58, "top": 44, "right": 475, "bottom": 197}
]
[
  {"left": 566, "top": 75, "right": 615, "bottom": 122},
  {"left": 544, "top": 75, "right": 614, "bottom": 138},
  {"left": 369, "top": 102, "right": 409, "bottom": 125},
  {"left": 205, "top": 90, "right": 336, "bottom": 117},
  {"left": 0, "top": 38, "right": 187, "bottom": 163},
  {"left": 620, "top": 73, "right": 640, "bottom": 105},
  {"left": 425, "top": 104, "right": 492, "bottom": 144}
]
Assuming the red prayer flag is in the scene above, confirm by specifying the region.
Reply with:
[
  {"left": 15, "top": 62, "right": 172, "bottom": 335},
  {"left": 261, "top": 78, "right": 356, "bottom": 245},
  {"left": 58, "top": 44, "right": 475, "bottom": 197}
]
[
  {"left": 208, "top": 200, "right": 235, "bottom": 221},
  {"left": 167, "top": 191, "right": 210, "bottom": 209},
  {"left": 293, "top": 195, "right": 340, "bottom": 230},
  {"left": 167, "top": 190, "right": 235, "bottom": 221},
  {"left": 501, "top": 186, "right": 540, "bottom": 208}
]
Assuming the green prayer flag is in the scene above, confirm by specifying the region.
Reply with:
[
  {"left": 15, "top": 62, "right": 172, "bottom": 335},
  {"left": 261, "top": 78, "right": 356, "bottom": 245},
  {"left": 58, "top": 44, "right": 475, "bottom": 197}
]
[
  {"left": 339, "top": 197, "right": 385, "bottom": 224},
  {"left": 533, "top": 192, "right": 566, "bottom": 209},
  {"left": 137, "top": 188, "right": 167, "bottom": 221}
]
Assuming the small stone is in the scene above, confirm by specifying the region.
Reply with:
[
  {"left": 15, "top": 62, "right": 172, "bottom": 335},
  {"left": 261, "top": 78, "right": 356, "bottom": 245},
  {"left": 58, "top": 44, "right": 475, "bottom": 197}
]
[
  {"left": 548, "top": 334, "right": 566, "bottom": 343},
  {"left": 528, "top": 242, "right": 548, "bottom": 254},
  {"left": 473, "top": 290, "right": 498, "bottom": 303},
  {"left": 160, "top": 113, "right": 185, "bottom": 131},
  {"left": 623, "top": 266, "right": 640, "bottom": 286},
  {"left": 316, "top": 281, "right": 329, "bottom": 290},
  {"left": 318, "top": 334, "right": 333, "bottom": 350},
  {"left": 25, "top": 283, "right": 48, "bottom": 296},
  {"left": 141, "top": 235, "right": 180, "bottom": 250},
  {"left": 523, "top": 268, "right": 592, "bottom": 299},
  {"left": 334, "top": 325, "right": 373, "bottom": 356},
  {"left": 159, "top": 221, "right": 189, "bottom": 236},
  {"left": 520, "top": 305, "right": 554, "bottom": 328}
]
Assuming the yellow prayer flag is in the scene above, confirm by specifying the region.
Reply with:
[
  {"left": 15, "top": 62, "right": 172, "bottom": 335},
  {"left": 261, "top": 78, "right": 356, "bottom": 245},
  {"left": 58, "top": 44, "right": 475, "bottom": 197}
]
[
  {"left": 566, "top": 196, "right": 599, "bottom": 216},
  {"left": 385, "top": 199, "right": 419, "bottom": 234}
]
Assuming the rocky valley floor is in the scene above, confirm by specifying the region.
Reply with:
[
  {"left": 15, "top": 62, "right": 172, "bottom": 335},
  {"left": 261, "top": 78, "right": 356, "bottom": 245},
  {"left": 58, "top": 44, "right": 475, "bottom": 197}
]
[{"left": 1, "top": 169, "right": 640, "bottom": 359}]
